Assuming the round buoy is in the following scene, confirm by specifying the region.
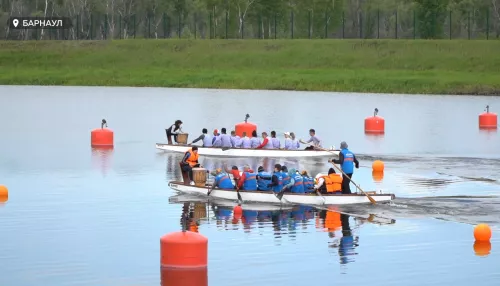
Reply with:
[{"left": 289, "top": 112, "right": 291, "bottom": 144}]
[
  {"left": 0, "top": 185, "right": 8, "bottom": 202},
  {"left": 91, "top": 119, "right": 114, "bottom": 147},
  {"left": 372, "top": 171, "right": 384, "bottom": 182},
  {"left": 365, "top": 108, "right": 385, "bottom": 134},
  {"left": 160, "top": 231, "right": 208, "bottom": 268},
  {"left": 474, "top": 223, "right": 492, "bottom": 242},
  {"left": 161, "top": 267, "right": 208, "bottom": 286},
  {"left": 235, "top": 114, "right": 257, "bottom": 137},
  {"left": 473, "top": 241, "right": 491, "bottom": 257},
  {"left": 479, "top": 105, "right": 497, "bottom": 129},
  {"left": 372, "top": 160, "right": 385, "bottom": 172}
]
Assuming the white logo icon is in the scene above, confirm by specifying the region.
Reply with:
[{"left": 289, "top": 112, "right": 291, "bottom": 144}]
[{"left": 13, "top": 19, "right": 19, "bottom": 27}]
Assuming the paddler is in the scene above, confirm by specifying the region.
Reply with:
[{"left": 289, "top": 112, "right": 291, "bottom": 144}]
[
  {"left": 300, "top": 170, "right": 314, "bottom": 193},
  {"left": 211, "top": 129, "right": 220, "bottom": 146},
  {"left": 290, "top": 132, "right": 300, "bottom": 149},
  {"left": 256, "top": 132, "right": 274, "bottom": 149},
  {"left": 237, "top": 165, "right": 257, "bottom": 191},
  {"left": 189, "top": 128, "right": 212, "bottom": 147},
  {"left": 270, "top": 131, "right": 281, "bottom": 149},
  {"left": 240, "top": 132, "right": 251, "bottom": 148},
  {"left": 330, "top": 141, "right": 359, "bottom": 194},
  {"left": 267, "top": 164, "right": 283, "bottom": 193},
  {"left": 180, "top": 146, "right": 201, "bottom": 186},
  {"left": 290, "top": 168, "right": 305, "bottom": 193},
  {"left": 250, "top": 130, "right": 261, "bottom": 148},
  {"left": 166, "top": 120, "right": 183, "bottom": 144},
  {"left": 224, "top": 163, "right": 241, "bottom": 188},
  {"left": 217, "top": 128, "right": 232, "bottom": 148},
  {"left": 256, "top": 166, "right": 273, "bottom": 191},
  {"left": 314, "top": 168, "right": 342, "bottom": 194},
  {"left": 230, "top": 130, "right": 241, "bottom": 148},
  {"left": 301, "top": 128, "right": 322, "bottom": 150},
  {"left": 211, "top": 168, "right": 235, "bottom": 189},
  {"left": 284, "top": 132, "right": 293, "bottom": 150}
]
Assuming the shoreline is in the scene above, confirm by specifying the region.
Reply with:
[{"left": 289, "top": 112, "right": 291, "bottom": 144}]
[{"left": 1, "top": 39, "right": 499, "bottom": 95}]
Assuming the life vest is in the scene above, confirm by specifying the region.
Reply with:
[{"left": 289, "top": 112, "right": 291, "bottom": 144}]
[
  {"left": 185, "top": 149, "right": 199, "bottom": 167},
  {"left": 257, "top": 171, "right": 272, "bottom": 191},
  {"left": 321, "top": 173, "right": 342, "bottom": 193},
  {"left": 281, "top": 172, "right": 291, "bottom": 186},
  {"left": 302, "top": 176, "right": 314, "bottom": 192},
  {"left": 290, "top": 173, "right": 304, "bottom": 193},
  {"left": 272, "top": 172, "right": 283, "bottom": 193},
  {"left": 242, "top": 171, "right": 257, "bottom": 191},
  {"left": 215, "top": 173, "right": 234, "bottom": 189},
  {"left": 340, "top": 148, "right": 355, "bottom": 174}
]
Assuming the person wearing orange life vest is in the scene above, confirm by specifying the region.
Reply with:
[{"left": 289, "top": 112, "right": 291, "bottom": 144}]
[
  {"left": 180, "top": 146, "right": 201, "bottom": 185},
  {"left": 314, "top": 168, "right": 342, "bottom": 194}
]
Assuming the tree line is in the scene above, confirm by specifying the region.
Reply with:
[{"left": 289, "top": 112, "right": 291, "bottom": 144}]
[{"left": 1, "top": 0, "right": 499, "bottom": 40}]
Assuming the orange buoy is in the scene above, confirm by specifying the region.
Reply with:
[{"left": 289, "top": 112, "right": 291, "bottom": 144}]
[
  {"left": 479, "top": 105, "right": 497, "bottom": 129},
  {"left": 235, "top": 114, "right": 257, "bottom": 137},
  {"left": 473, "top": 241, "right": 492, "bottom": 257},
  {"left": 91, "top": 119, "right": 114, "bottom": 147},
  {"left": 161, "top": 267, "right": 208, "bottom": 286},
  {"left": 365, "top": 108, "right": 385, "bottom": 134},
  {"left": 0, "top": 185, "right": 8, "bottom": 203},
  {"left": 474, "top": 223, "right": 492, "bottom": 242},
  {"left": 372, "top": 160, "right": 385, "bottom": 172},
  {"left": 160, "top": 231, "right": 208, "bottom": 268},
  {"left": 372, "top": 171, "right": 384, "bottom": 182}
]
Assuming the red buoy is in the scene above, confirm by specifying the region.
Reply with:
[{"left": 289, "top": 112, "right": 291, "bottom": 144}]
[
  {"left": 161, "top": 267, "right": 208, "bottom": 286},
  {"left": 160, "top": 231, "right": 208, "bottom": 268},
  {"left": 479, "top": 105, "right": 497, "bottom": 129},
  {"left": 91, "top": 119, "right": 114, "bottom": 147},
  {"left": 365, "top": 108, "right": 385, "bottom": 134},
  {"left": 235, "top": 114, "right": 257, "bottom": 137}
]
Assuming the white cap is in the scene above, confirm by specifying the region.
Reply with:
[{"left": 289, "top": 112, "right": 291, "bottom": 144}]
[{"left": 284, "top": 132, "right": 290, "bottom": 136}]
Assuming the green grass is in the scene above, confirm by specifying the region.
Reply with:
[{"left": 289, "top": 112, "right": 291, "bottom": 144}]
[{"left": 1, "top": 39, "right": 499, "bottom": 95}]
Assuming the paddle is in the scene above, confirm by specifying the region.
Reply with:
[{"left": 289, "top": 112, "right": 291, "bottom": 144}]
[
  {"left": 315, "top": 189, "right": 327, "bottom": 204},
  {"left": 301, "top": 141, "right": 377, "bottom": 205}
]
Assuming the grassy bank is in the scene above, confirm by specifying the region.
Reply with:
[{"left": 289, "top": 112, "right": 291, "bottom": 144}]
[{"left": 1, "top": 39, "right": 499, "bottom": 95}]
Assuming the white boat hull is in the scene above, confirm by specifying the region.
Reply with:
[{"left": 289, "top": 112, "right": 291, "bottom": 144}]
[
  {"left": 168, "top": 181, "right": 395, "bottom": 206},
  {"left": 168, "top": 194, "right": 293, "bottom": 211},
  {"left": 156, "top": 143, "right": 338, "bottom": 158}
]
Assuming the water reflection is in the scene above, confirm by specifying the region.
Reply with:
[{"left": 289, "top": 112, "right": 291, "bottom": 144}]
[
  {"left": 170, "top": 194, "right": 396, "bottom": 269},
  {"left": 90, "top": 147, "right": 113, "bottom": 177}
]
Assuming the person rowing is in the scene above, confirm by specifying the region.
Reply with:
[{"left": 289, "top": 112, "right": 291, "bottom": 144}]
[
  {"left": 224, "top": 163, "right": 241, "bottom": 187},
  {"left": 267, "top": 164, "right": 283, "bottom": 193},
  {"left": 250, "top": 130, "right": 261, "bottom": 148},
  {"left": 240, "top": 132, "right": 251, "bottom": 148},
  {"left": 166, "top": 120, "right": 183, "bottom": 144},
  {"left": 256, "top": 131, "right": 274, "bottom": 149},
  {"left": 189, "top": 128, "right": 212, "bottom": 147},
  {"left": 314, "top": 168, "right": 342, "bottom": 194},
  {"left": 215, "top": 128, "right": 232, "bottom": 148},
  {"left": 270, "top": 131, "right": 281, "bottom": 149},
  {"left": 230, "top": 130, "right": 241, "bottom": 148},
  {"left": 300, "top": 170, "right": 314, "bottom": 193},
  {"left": 256, "top": 166, "right": 273, "bottom": 191},
  {"left": 301, "top": 128, "right": 321, "bottom": 150},
  {"left": 237, "top": 165, "right": 257, "bottom": 191},
  {"left": 211, "top": 168, "right": 235, "bottom": 190},
  {"left": 330, "top": 141, "right": 359, "bottom": 194}
]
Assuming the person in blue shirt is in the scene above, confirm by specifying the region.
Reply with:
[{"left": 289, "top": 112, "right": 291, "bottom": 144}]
[
  {"left": 331, "top": 141, "right": 359, "bottom": 194},
  {"left": 211, "top": 168, "right": 235, "bottom": 190}
]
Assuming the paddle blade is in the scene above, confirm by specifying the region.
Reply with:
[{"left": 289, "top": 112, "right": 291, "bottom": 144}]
[
  {"left": 277, "top": 190, "right": 285, "bottom": 200},
  {"left": 237, "top": 190, "right": 243, "bottom": 203},
  {"left": 367, "top": 195, "right": 377, "bottom": 204},
  {"left": 222, "top": 147, "right": 231, "bottom": 151}
]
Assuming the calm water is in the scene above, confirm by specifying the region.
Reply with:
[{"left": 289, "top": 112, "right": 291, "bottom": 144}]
[{"left": 0, "top": 85, "right": 499, "bottom": 286}]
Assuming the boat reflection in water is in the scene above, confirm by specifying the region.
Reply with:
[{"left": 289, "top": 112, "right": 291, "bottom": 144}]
[{"left": 169, "top": 194, "right": 395, "bottom": 266}]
